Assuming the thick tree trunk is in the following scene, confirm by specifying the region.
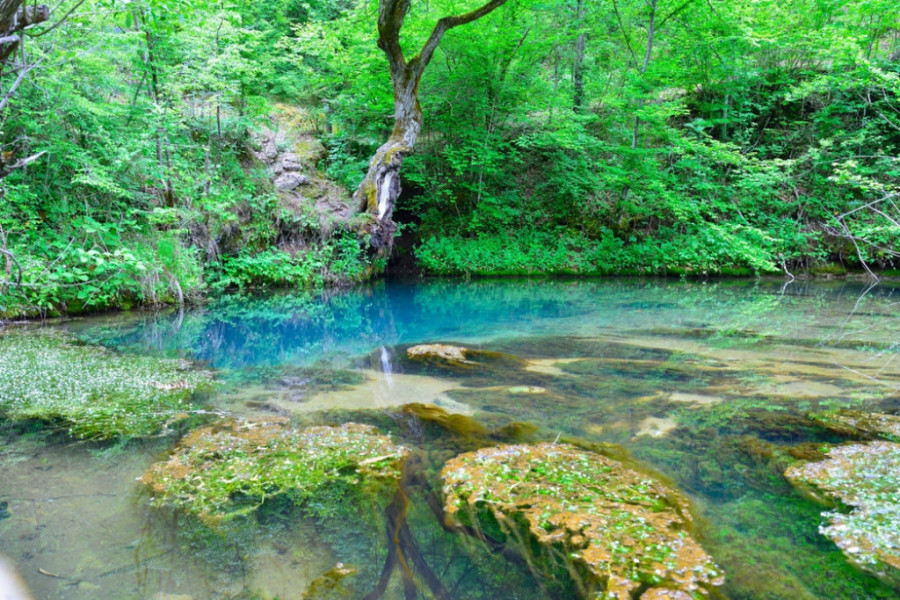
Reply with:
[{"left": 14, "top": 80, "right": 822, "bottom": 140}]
[
  {"left": 0, "top": 2, "right": 49, "bottom": 68},
  {"left": 353, "top": 71, "right": 422, "bottom": 250},
  {"left": 353, "top": 0, "right": 509, "bottom": 255}
]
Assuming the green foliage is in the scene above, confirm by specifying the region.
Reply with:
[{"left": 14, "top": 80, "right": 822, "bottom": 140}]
[
  {"left": 416, "top": 226, "right": 779, "bottom": 276},
  {"left": 141, "top": 420, "right": 407, "bottom": 526},
  {"left": 0, "top": 330, "right": 212, "bottom": 439},
  {"left": 2, "top": 0, "right": 900, "bottom": 317}
]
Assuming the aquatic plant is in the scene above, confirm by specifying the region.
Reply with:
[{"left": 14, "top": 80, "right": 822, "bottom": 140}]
[
  {"left": 810, "top": 410, "right": 900, "bottom": 442},
  {"left": 785, "top": 441, "right": 900, "bottom": 588},
  {"left": 141, "top": 419, "right": 408, "bottom": 526},
  {"left": 0, "top": 330, "right": 211, "bottom": 439},
  {"left": 700, "top": 490, "right": 898, "bottom": 600},
  {"left": 441, "top": 443, "right": 724, "bottom": 599}
]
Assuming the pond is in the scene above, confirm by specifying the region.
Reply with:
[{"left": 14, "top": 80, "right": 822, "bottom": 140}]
[{"left": 2, "top": 278, "right": 900, "bottom": 599}]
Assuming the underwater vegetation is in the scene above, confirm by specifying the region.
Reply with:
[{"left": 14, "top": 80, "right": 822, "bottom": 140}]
[
  {"left": 810, "top": 410, "right": 900, "bottom": 442},
  {"left": 442, "top": 443, "right": 724, "bottom": 599},
  {"left": 786, "top": 430, "right": 900, "bottom": 587},
  {"left": 141, "top": 419, "right": 408, "bottom": 527},
  {"left": 0, "top": 330, "right": 211, "bottom": 438}
]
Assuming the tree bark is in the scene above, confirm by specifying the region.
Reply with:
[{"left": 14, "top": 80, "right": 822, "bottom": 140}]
[
  {"left": 573, "top": 0, "right": 586, "bottom": 112},
  {"left": 0, "top": 2, "right": 49, "bottom": 69},
  {"left": 353, "top": 0, "right": 509, "bottom": 253}
]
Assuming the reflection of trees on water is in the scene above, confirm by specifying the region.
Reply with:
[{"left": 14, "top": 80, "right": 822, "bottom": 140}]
[{"left": 66, "top": 279, "right": 900, "bottom": 379}]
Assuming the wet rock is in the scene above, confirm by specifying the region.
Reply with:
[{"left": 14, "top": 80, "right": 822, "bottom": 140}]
[
  {"left": 301, "top": 563, "right": 357, "bottom": 600},
  {"left": 506, "top": 385, "right": 547, "bottom": 395},
  {"left": 441, "top": 443, "right": 724, "bottom": 599},
  {"left": 668, "top": 392, "right": 721, "bottom": 406},
  {"left": 401, "top": 403, "right": 487, "bottom": 438},
  {"left": 635, "top": 416, "right": 677, "bottom": 438},
  {"left": 811, "top": 410, "right": 900, "bottom": 441},
  {"left": 785, "top": 441, "right": 900, "bottom": 587},
  {"left": 405, "top": 343, "right": 526, "bottom": 373},
  {"left": 407, "top": 344, "right": 471, "bottom": 366},
  {"left": 141, "top": 419, "right": 407, "bottom": 526}
]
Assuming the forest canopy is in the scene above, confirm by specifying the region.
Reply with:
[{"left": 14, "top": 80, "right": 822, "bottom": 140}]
[{"left": 0, "top": 0, "right": 898, "bottom": 316}]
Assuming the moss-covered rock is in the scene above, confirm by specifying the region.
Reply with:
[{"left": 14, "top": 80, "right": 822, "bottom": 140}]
[
  {"left": 441, "top": 443, "right": 724, "bottom": 599},
  {"left": 785, "top": 441, "right": 900, "bottom": 587},
  {"left": 407, "top": 343, "right": 471, "bottom": 365},
  {"left": 811, "top": 410, "right": 900, "bottom": 441},
  {"left": 0, "top": 330, "right": 211, "bottom": 439},
  {"left": 405, "top": 343, "right": 525, "bottom": 372},
  {"left": 141, "top": 419, "right": 408, "bottom": 526}
]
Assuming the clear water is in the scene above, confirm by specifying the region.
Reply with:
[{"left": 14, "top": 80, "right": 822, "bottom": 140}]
[{"left": 2, "top": 278, "right": 900, "bottom": 599}]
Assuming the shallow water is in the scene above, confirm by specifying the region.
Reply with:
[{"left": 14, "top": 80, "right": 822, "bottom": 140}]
[{"left": 2, "top": 278, "right": 900, "bottom": 599}]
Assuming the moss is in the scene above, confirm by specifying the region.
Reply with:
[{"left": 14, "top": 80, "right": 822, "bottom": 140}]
[
  {"left": 810, "top": 263, "right": 849, "bottom": 276},
  {"left": 442, "top": 443, "right": 724, "bottom": 599},
  {"left": 141, "top": 419, "right": 408, "bottom": 527},
  {"left": 0, "top": 329, "right": 212, "bottom": 439},
  {"left": 810, "top": 410, "right": 900, "bottom": 442},
  {"left": 401, "top": 402, "right": 488, "bottom": 438},
  {"left": 785, "top": 441, "right": 900, "bottom": 588}
]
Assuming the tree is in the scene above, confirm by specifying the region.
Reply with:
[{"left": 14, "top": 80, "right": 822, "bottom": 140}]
[
  {"left": 352, "top": 0, "right": 510, "bottom": 251},
  {"left": 0, "top": 0, "right": 49, "bottom": 179}
]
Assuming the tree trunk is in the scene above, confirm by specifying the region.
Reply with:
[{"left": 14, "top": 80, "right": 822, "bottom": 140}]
[
  {"left": 353, "top": 70, "right": 422, "bottom": 250},
  {"left": 352, "top": 0, "right": 510, "bottom": 255},
  {"left": 573, "top": 0, "right": 586, "bottom": 112}
]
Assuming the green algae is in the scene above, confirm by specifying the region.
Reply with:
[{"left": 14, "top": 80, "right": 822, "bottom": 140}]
[
  {"left": 0, "top": 329, "right": 212, "bottom": 439},
  {"left": 441, "top": 443, "right": 724, "bottom": 599},
  {"left": 141, "top": 419, "right": 408, "bottom": 526},
  {"left": 810, "top": 410, "right": 900, "bottom": 442},
  {"left": 785, "top": 441, "right": 900, "bottom": 588},
  {"left": 701, "top": 491, "right": 898, "bottom": 600}
]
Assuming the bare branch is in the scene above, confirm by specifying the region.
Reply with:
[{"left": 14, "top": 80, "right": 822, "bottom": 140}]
[
  {"left": 834, "top": 192, "right": 899, "bottom": 222},
  {"left": 0, "top": 247, "right": 22, "bottom": 287},
  {"left": 0, "top": 149, "right": 46, "bottom": 177},
  {"left": 0, "top": 57, "right": 41, "bottom": 111},
  {"left": 612, "top": 0, "right": 637, "bottom": 66}
]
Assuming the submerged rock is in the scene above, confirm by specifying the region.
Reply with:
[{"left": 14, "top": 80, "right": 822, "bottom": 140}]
[
  {"left": 407, "top": 344, "right": 472, "bottom": 366},
  {"left": 441, "top": 443, "right": 724, "bottom": 599},
  {"left": 635, "top": 416, "right": 678, "bottom": 438},
  {"left": 405, "top": 343, "right": 525, "bottom": 371},
  {"left": 811, "top": 410, "right": 900, "bottom": 441},
  {"left": 785, "top": 441, "right": 900, "bottom": 587},
  {"left": 301, "top": 563, "right": 357, "bottom": 600},
  {"left": 141, "top": 419, "right": 407, "bottom": 526}
]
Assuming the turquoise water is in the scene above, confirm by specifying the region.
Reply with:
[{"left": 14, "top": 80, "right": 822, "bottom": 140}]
[{"left": 2, "top": 278, "right": 900, "bottom": 599}]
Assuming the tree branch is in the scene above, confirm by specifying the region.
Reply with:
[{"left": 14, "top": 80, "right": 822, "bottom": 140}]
[
  {"left": 415, "top": 0, "right": 509, "bottom": 75},
  {"left": 0, "top": 149, "right": 45, "bottom": 177},
  {"left": 0, "top": 57, "right": 40, "bottom": 111},
  {"left": 26, "top": 0, "right": 82, "bottom": 38},
  {"left": 657, "top": 0, "right": 695, "bottom": 29},
  {"left": 377, "top": 0, "right": 411, "bottom": 73}
]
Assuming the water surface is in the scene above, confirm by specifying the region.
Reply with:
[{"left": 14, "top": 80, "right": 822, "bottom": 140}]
[{"left": 2, "top": 278, "right": 900, "bottom": 599}]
